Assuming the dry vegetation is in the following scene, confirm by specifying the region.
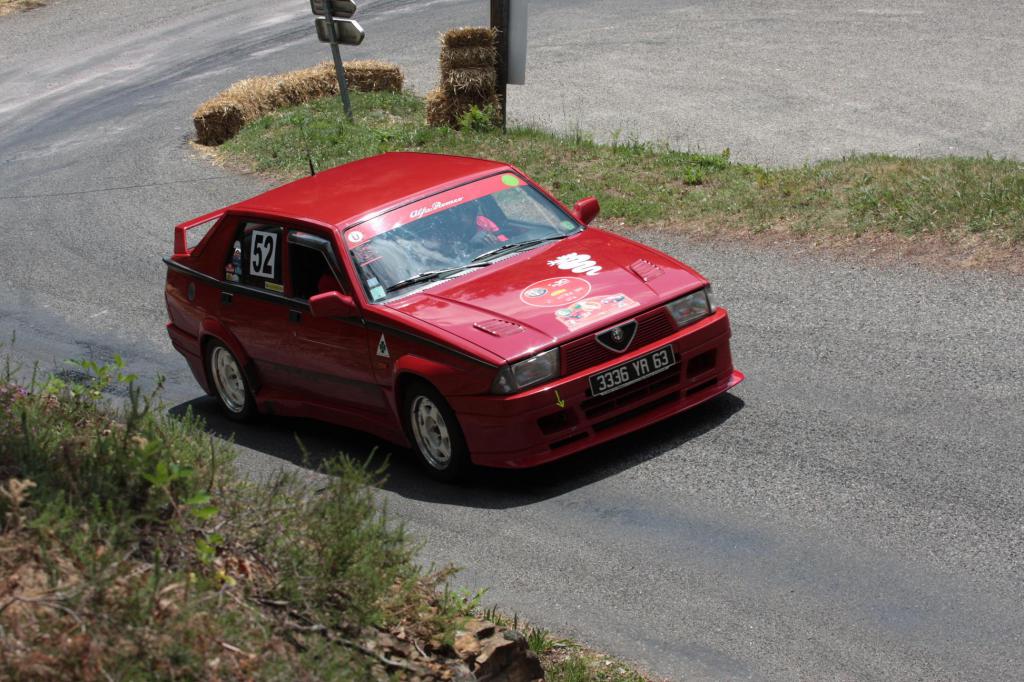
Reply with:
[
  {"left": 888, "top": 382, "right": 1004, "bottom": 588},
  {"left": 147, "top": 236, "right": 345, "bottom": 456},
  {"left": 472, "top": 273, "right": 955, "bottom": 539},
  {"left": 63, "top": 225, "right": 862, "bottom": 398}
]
[{"left": 0, "top": 0, "right": 44, "bottom": 17}]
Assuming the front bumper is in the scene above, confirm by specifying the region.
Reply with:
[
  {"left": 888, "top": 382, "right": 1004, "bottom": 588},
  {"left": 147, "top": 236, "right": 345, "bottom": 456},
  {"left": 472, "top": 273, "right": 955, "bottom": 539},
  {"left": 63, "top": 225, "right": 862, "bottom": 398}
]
[{"left": 449, "top": 307, "right": 743, "bottom": 468}]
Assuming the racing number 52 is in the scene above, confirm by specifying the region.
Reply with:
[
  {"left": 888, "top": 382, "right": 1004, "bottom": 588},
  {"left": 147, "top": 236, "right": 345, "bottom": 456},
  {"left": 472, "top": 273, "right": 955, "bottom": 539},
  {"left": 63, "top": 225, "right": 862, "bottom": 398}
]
[{"left": 250, "top": 231, "right": 277, "bottom": 279}]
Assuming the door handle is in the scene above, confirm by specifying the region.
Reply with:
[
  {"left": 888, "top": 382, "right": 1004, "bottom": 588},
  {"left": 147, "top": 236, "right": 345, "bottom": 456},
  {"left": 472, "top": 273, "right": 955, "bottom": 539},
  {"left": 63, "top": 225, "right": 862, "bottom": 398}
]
[
  {"left": 289, "top": 309, "right": 301, "bottom": 323},
  {"left": 221, "top": 292, "right": 233, "bottom": 304}
]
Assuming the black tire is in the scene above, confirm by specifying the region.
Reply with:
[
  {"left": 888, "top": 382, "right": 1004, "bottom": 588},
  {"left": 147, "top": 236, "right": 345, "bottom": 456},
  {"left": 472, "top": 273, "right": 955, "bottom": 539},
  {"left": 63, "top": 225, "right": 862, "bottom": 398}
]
[
  {"left": 403, "top": 382, "right": 471, "bottom": 482},
  {"left": 205, "top": 340, "right": 257, "bottom": 421}
]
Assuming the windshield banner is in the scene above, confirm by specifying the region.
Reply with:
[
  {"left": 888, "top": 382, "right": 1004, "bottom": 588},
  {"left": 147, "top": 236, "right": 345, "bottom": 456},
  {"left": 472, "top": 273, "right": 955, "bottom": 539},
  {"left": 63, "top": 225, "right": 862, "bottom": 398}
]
[{"left": 342, "top": 173, "right": 523, "bottom": 249}]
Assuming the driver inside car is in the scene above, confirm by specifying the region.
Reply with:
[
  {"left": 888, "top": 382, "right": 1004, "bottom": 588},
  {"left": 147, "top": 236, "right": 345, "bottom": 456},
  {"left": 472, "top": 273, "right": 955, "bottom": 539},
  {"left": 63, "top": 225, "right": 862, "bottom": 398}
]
[{"left": 447, "top": 203, "right": 508, "bottom": 258}]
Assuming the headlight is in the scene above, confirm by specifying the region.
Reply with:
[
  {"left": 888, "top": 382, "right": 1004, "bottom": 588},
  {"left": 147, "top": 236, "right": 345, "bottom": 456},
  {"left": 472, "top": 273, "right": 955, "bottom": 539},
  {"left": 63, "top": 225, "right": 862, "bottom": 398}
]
[
  {"left": 666, "top": 288, "right": 711, "bottom": 327},
  {"left": 492, "top": 347, "right": 560, "bottom": 394}
]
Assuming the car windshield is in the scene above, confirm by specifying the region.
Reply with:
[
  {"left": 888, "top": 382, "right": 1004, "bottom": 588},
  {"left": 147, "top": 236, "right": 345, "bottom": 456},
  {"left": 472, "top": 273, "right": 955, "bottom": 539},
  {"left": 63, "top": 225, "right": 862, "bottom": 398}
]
[{"left": 344, "top": 173, "right": 582, "bottom": 301}]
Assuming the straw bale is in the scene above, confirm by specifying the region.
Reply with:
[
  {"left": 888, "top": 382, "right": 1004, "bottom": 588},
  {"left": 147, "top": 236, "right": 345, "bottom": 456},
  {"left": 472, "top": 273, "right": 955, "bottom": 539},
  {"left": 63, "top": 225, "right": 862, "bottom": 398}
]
[
  {"left": 192, "top": 96, "right": 248, "bottom": 146},
  {"left": 439, "top": 45, "right": 497, "bottom": 70},
  {"left": 343, "top": 59, "right": 405, "bottom": 93},
  {"left": 441, "top": 26, "right": 497, "bottom": 49},
  {"left": 425, "top": 89, "right": 449, "bottom": 128},
  {"left": 191, "top": 59, "right": 405, "bottom": 145},
  {"left": 442, "top": 67, "right": 497, "bottom": 96},
  {"left": 425, "top": 88, "right": 501, "bottom": 128}
]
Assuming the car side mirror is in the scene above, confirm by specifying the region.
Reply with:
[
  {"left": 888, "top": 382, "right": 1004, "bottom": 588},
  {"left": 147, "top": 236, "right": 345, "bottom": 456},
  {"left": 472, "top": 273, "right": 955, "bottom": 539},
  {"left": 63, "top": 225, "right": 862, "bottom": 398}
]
[
  {"left": 572, "top": 196, "right": 600, "bottom": 225},
  {"left": 309, "top": 291, "right": 357, "bottom": 318}
]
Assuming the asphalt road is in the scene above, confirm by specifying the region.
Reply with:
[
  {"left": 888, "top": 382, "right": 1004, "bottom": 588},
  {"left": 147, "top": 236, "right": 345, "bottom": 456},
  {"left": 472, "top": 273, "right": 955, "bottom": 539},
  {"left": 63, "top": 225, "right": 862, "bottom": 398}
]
[{"left": 2, "top": 0, "right": 1024, "bottom": 678}]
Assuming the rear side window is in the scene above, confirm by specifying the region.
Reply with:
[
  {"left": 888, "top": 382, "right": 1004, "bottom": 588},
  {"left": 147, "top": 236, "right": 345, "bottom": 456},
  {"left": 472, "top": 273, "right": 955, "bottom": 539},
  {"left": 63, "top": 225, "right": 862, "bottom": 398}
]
[{"left": 237, "top": 222, "right": 284, "bottom": 292}]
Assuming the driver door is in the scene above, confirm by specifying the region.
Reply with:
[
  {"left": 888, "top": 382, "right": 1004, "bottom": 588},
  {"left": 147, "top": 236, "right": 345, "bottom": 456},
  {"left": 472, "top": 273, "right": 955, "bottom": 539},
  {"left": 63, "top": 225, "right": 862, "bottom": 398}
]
[{"left": 282, "top": 229, "right": 387, "bottom": 413}]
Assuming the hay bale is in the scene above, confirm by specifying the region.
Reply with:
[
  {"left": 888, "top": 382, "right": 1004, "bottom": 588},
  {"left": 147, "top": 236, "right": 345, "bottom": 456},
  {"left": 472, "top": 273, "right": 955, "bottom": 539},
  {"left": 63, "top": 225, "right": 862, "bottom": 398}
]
[
  {"left": 439, "top": 45, "right": 498, "bottom": 70},
  {"left": 425, "top": 88, "right": 450, "bottom": 127},
  {"left": 343, "top": 59, "right": 405, "bottom": 93},
  {"left": 192, "top": 65, "right": 338, "bottom": 144},
  {"left": 425, "top": 88, "right": 501, "bottom": 128},
  {"left": 442, "top": 67, "right": 496, "bottom": 96},
  {"left": 191, "top": 59, "right": 405, "bottom": 145},
  {"left": 441, "top": 26, "right": 497, "bottom": 49},
  {"left": 192, "top": 96, "right": 247, "bottom": 146},
  {"left": 429, "top": 26, "right": 500, "bottom": 128}
]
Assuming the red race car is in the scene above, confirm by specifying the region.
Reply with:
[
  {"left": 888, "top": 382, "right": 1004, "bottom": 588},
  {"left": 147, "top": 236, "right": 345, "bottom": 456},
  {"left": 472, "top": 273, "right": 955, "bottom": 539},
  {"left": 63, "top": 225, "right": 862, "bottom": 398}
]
[{"left": 164, "top": 152, "right": 743, "bottom": 480}]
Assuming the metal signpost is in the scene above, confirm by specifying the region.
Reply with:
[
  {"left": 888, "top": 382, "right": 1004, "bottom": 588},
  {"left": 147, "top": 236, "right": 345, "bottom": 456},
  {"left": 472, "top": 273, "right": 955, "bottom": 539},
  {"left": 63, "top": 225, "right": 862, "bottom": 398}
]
[
  {"left": 311, "top": 0, "right": 365, "bottom": 122},
  {"left": 490, "top": 0, "right": 528, "bottom": 131}
]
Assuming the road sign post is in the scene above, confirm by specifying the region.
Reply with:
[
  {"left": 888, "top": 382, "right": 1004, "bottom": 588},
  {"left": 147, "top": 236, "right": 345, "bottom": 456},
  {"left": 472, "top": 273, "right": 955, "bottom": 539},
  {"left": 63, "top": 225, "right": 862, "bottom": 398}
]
[
  {"left": 490, "top": 0, "right": 527, "bottom": 132},
  {"left": 311, "top": 0, "right": 365, "bottom": 122},
  {"left": 489, "top": 0, "right": 509, "bottom": 131}
]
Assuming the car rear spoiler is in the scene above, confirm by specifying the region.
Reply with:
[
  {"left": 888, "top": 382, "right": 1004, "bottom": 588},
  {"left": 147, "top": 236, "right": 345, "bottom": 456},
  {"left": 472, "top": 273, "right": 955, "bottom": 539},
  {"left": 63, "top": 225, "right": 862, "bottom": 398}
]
[{"left": 173, "top": 210, "right": 225, "bottom": 257}]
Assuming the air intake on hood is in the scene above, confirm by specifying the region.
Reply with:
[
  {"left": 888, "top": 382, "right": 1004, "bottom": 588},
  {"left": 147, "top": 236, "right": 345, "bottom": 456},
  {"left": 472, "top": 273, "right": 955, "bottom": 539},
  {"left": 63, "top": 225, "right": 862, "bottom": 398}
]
[
  {"left": 473, "top": 319, "right": 525, "bottom": 337},
  {"left": 629, "top": 259, "right": 664, "bottom": 282}
]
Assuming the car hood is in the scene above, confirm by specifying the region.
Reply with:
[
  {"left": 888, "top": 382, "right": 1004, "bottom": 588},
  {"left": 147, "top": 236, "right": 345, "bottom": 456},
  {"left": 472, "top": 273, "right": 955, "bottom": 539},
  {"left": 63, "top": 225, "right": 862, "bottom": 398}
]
[{"left": 386, "top": 229, "right": 706, "bottom": 362}]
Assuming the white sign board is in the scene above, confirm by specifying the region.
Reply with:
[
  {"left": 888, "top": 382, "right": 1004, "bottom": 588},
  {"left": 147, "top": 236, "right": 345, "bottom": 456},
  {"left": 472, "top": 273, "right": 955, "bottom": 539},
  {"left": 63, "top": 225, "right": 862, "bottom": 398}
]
[{"left": 315, "top": 17, "right": 365, "bottom": 45}]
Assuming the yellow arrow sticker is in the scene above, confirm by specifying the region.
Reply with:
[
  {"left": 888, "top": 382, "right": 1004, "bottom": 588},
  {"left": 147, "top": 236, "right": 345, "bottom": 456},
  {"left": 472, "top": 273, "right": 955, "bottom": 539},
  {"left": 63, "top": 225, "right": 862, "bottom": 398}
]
[{"left": 554, "top": 390, "right": 566, "bottom": 408}]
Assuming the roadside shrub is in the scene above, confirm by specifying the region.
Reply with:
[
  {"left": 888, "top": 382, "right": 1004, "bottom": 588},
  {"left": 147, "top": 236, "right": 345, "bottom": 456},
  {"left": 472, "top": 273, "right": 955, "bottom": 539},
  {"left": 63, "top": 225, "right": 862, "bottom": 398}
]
[
  {"left": 0, "top": 358, "right": 466, "bottom": 679},
  {"left": 457, "top": 104, "right": 499, "bottom": 133}
]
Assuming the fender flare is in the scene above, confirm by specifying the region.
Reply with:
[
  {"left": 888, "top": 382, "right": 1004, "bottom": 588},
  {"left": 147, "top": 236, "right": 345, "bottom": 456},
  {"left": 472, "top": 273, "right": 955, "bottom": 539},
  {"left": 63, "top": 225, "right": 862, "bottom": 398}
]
[
  {"left": 391, "top": 356, "right": 475, "bottom": 446},
  {"left": 198, "top": 318, "right": 262, "bottom": 393},
  {"left": 391, "top": 355, "right": 471, "bottom": 398}
]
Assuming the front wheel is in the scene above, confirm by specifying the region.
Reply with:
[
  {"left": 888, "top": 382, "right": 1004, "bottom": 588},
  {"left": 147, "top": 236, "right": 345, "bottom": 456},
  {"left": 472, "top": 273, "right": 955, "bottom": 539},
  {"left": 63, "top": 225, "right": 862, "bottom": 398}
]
[
  {"left": 205, "top": 341, "right": 256, "bottom": 421},
  {"left": 404, "top": 383, "right": 471, "bottom": 482}
]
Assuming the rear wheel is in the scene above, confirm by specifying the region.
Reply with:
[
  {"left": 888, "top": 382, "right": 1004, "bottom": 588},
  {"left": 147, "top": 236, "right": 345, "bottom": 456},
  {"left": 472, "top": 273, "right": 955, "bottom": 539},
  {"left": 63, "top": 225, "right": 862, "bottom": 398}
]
[
  {"left": 206, "top": 341, "right": 256, "bottom": 421},
  {"left": 404, "top": 383, "right": 471, "bottom": 482}
]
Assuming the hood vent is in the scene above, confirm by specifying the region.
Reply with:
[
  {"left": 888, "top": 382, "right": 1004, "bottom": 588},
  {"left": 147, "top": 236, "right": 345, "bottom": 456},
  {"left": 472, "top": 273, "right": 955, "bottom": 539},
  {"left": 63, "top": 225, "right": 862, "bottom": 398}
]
[
  {"left": 474, "top": 319, "right": 525, "bottom": 337},
  {"left": 629, "top": 258, "right": 663, "bottom": 282}
]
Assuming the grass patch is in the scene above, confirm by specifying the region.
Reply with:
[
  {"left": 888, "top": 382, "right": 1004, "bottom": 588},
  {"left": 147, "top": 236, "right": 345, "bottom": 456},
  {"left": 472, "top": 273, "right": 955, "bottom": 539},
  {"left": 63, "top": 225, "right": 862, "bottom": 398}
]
[
  {"left": 219, "top": 90, "right": 1024, "bottom": 246},
  {"left": 546, "top": 654, "right": 649, "bottom": 682}
]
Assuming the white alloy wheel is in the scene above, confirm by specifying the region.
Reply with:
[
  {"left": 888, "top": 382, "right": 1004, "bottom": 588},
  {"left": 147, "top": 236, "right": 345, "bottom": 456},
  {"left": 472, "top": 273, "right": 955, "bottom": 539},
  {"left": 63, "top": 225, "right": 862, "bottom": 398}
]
[
  {"left": 410, "top": 394, "right": 453, "bottom": 470},
  {"left": 210, "top": 345, "right": 248, "bottom": 414}
]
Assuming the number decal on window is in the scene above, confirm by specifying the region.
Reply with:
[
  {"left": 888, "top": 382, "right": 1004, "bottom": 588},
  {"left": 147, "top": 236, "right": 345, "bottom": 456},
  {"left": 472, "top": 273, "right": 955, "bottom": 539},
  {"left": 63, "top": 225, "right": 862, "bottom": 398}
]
[{"left": 249, "top": 231, "right": 278, "bottom": 279}]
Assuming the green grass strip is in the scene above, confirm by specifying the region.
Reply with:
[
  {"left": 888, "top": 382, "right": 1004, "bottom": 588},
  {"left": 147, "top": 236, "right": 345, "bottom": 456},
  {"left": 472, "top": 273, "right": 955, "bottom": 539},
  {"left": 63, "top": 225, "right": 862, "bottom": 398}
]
[{"left": 221, "top": 90, "right": 1024, "bottom": 244}]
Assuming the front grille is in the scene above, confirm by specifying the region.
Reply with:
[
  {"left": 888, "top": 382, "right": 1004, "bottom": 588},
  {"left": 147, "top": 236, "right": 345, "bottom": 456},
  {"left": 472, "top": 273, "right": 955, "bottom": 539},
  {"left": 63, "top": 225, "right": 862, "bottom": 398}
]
[{"left": 563, "top": 307, "right": 676, "bottom": 375}]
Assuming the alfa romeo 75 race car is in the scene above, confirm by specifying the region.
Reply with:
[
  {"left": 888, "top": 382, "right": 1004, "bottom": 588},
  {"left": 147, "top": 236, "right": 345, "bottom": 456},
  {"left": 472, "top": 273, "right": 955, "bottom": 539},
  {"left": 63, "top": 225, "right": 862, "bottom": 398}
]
[{"left": 164, "top": 152, "right": 743, "bottom": 480}]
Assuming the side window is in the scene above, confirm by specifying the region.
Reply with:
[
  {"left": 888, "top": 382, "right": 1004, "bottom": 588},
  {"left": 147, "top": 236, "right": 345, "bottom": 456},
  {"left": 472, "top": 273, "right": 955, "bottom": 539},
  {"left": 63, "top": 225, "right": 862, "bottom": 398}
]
[
  {"left": 230, "top": 222, "right": 284, "bottom": 292},
  {"left": 288, "top": 232, "right": 344, "bottom": 300}
]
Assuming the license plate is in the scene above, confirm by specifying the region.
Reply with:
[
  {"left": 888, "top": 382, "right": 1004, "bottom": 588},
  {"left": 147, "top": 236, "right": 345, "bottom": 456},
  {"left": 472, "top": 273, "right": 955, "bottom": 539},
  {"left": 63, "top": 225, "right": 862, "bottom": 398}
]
[{"left": 588, "top": 345, "right": 676, "bottom": 397}]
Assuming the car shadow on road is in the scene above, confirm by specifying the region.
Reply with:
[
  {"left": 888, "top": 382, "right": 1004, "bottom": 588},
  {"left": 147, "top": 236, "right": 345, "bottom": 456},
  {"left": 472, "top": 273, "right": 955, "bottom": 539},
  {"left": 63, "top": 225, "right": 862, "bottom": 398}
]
[{"left": 167, "top": 393, "right": 745, "bottom": 510}]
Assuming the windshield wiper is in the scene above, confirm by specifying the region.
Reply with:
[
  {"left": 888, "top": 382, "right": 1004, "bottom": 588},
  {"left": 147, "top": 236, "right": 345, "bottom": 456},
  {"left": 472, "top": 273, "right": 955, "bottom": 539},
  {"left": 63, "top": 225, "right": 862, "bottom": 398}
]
[
  {"left": 471, "top": 235, "right": 568, "bottom": 263},
  {"left": 385, "top": 262, "right": 491, "bottom": 293}
]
